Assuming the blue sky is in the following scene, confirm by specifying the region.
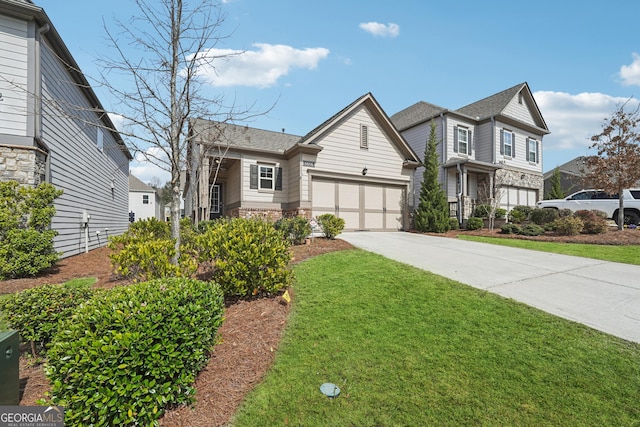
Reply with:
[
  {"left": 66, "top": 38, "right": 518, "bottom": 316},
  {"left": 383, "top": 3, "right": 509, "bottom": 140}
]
[{"left": 37, "top": 0, "right": 640, "bottom": 184}]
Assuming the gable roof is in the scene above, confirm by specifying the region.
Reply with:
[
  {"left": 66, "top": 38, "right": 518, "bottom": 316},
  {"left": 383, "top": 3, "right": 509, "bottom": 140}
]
[
  {"left": 298, "top": 92, "right": 420, "bottom": 163},
  {"left": 0, "top": 0, "right": 132, "bottom": 160},
  {"left": 129, "top": 174, "right": 155, "bottom": 193},
  {"left": 390, "top": 82, "right": 549, "bottom": 135}
]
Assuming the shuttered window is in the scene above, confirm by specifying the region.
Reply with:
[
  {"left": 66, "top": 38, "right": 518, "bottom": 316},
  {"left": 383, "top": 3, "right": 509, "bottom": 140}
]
[
  {"left": 527, "top": 138, "right": 539, "bottom": 163},
  {"left": 250, "top": 164, "right": 283, "bottom": 191},
  {"left": 500, "top": 129, "right": 515, "bottom": 157},
  {"left": 454, "top": 126, "right": 472, "bottom": 155}
]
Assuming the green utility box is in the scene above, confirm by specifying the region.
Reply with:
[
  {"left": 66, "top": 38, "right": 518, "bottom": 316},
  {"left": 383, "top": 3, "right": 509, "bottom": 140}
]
[{"left": 0, "top": 330, "right": 19, "bottom": 405}]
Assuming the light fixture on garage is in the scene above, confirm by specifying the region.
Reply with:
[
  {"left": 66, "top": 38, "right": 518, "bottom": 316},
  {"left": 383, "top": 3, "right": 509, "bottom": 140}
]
[{"left": 362, "top": 167, "right": 368, "bottom": 176}]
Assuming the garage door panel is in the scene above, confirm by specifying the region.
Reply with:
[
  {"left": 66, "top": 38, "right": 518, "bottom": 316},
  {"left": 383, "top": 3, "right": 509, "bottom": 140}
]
[
  {"left": 339, "top": 182, "right": 360, "bottom": 209},
  {"left": 313, "top": 180, "right": 335, "bottom": 209}
]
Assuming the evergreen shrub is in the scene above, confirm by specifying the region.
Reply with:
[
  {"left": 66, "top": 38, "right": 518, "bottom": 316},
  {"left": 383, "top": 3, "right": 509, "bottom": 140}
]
[
  {"left": 465, "top": 217, "right": 484, "bottom": 230},
  {"left": 45, "top": 278, "right": 224, "bottom": 427},
  {"left": 317, "top": 214, "right": 345, "bottom": 239}
]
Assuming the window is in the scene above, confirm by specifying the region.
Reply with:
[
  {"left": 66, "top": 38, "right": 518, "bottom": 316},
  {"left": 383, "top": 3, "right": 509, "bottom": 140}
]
[
  {"left": 455, "top": 126, "right": 472, "bottom": 154},
  {"left": 528, "top": 138, "right": 538, "bottom": 163},
  {"left": 501, "top": 129, "right": 514, "bottom": 157},
  {"left": 97, "top": 128, "right": 104, "bottom": 152},
  {"left": 360, "top": 124, "right": 368, "bottom": 149},
  {"left": 143, "top": 194, "right": 149, "bottom": 204},
  {"left": 259, "top": 165, "right": 274, "bottom": 189}
]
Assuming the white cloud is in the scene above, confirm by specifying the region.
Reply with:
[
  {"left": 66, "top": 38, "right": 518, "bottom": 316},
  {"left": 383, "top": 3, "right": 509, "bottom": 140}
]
[
  {"left": 193, "top": 43, "right": 330, "bottom": 88},
  {"left": 359, "top": 22, "right": 400, "bottom": 38},
  {"left": 534, "top": 90, "right": 639, "bottom": 153},
  {"left": 620, "top": 53, "right": 640, "bottom": 86},
  {"left": 130, "top": 146, "right": 171, "bottom": 185}
]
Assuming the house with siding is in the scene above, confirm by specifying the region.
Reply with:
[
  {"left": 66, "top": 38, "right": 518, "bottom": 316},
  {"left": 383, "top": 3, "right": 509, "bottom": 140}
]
[
  {"left": 0, "top": 0, "right": 132, "bottom": 257},
  {"left": 390, "top": 82, "right": 550, "bottom": 223},
  {"left": 185, "top": 93, "right": 420, "bottom": 231},
  {"left": 129, "top": 175, "right": 162, "bottom": 222}
]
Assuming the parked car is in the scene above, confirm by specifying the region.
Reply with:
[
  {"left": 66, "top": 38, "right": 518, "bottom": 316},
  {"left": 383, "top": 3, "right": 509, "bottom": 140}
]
[{"left": 537, "top": 189, "right": 640, "bottom": 225}]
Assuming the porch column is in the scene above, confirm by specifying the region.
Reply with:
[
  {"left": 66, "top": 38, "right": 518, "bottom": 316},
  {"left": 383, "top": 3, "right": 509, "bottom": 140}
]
[{"left": 199, "top": 157, "right": 210, "bottom": 221}]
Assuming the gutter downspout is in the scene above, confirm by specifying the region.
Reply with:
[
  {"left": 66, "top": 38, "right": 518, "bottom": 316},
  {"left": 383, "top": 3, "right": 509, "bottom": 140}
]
[{"left": 457, "top": 162, "right": 463, "bottom": 225}]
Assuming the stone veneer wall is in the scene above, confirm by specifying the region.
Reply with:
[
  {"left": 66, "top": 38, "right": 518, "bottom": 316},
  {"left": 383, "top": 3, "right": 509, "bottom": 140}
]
[
  {"left": 0, "top": 145, "right": 47, "bottom": 186},
  {"left": 496, "top": 169, "right": 544, "bottom": 202}
]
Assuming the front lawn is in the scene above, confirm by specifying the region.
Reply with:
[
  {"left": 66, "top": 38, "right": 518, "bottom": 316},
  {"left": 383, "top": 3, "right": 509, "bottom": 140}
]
[
  {"left": 458, "top": 235, "right": 640, "bottom": 265},
  {"left": 230, "top": 250, "right": 640, "bottom": 426}
]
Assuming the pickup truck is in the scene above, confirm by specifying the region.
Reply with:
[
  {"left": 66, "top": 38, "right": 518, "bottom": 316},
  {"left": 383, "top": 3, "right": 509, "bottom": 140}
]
[{"left": 536, "top": 189, "right": 640, "bottom": 225}]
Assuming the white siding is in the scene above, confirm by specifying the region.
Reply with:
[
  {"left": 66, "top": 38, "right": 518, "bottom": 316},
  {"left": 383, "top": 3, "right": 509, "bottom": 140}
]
[
  {"left": 129, "top": 191, "right": 158, "bottom": 221},
  {"left": 40, "top": 39, "right": 130, "bottom": 257},
  {"left": 313, "top": 106, "right": 408, "bottom": 179},
  {"left": 0, "top": 15, "right": 29, "bottom": 136}
]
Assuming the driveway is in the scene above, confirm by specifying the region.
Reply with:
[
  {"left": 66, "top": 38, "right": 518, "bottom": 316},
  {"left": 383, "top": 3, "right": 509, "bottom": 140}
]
[{"left": 339, "top": 232, "right": 640, "bottom": 344}]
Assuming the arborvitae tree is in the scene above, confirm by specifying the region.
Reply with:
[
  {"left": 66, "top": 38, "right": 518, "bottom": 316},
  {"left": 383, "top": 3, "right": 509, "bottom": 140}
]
[
  {"left": 414, "top": 120, "right": 451, "bottom": 233},
  {"left": 546, "top": 167, "right": 565, "bottom": 199}
]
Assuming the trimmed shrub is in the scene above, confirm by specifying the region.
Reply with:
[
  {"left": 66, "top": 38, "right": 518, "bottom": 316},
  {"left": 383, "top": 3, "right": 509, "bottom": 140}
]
[
  {"left": 529, "top": 208, "right": 559, "bottom": 225},
  {"left": 518, "top": 224, "right": 545, "bottom": 236},
  {"left": 317, "top": 214, "right": 345, "bottom": 239},
  {"left": 558, "top": 208, "right": 574, "bottom": 218},
  {"left": 472, "top": 204, "right": 491, "bottom": 218},
  {"left": 574, "top": 210, "right": 608, "bottom": 234},
  {"left": 500, "top": 223, "right": 521, "bottom": 234},
  {"left": 508, "top": 209, "right": 527, "bottom": 224},
  {"left": 274, "top": 216, "right": 312, "bottom": 245},
  {"left": 553, "top": 216, "right": 584, "bottom": 236},
  {"left": 494, "top": 208, "right": 507, "bottom": 219},
  {"left": 45, "top": 278, "right": 225, "bottom": 427},
  {"left": 108, "top": 218, "right": 196, "bottom": 281},
  {"left": 197, "top": 218, "right": 293, "bottom": 297},
  {"left": 448, "top": 217, "right": 460, "bottom": 230},
  {"left": 0, "top": 181, "right": 63, "bottom": 279},
  {"left": 465, "top": 217, "right": 484, "bottom": 230},
  {"left": 0, "top": 283, "right": 97, "bottom": 356}
]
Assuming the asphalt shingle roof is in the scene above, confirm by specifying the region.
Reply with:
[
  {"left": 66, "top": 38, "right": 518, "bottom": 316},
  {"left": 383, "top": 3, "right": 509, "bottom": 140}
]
[
  {"left": 455, "top": 83, "right": 525, "bottom": 120},
  {"left": 129, "top": 174, "right": 155, "bottom": 192},
  {"left": 389, "top": 101, "right": 448, "bottom": 131}
]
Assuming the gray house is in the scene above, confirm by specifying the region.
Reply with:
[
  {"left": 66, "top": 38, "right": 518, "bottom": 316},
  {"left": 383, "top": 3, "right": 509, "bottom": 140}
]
[
  {"left": 391, "top": 82, "right": 550, "bottom": 223},
  {"left": 0, "top": 0, "right": 132, "bottom": 257}
]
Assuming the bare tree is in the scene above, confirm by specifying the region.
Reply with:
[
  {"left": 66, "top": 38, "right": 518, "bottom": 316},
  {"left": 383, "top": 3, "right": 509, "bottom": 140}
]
[
  {"left": 97, "top": 0, "right": 262, "bottom": 261},
  {"left": 583, "top": 100, "right": 640, "bottom": 230}
]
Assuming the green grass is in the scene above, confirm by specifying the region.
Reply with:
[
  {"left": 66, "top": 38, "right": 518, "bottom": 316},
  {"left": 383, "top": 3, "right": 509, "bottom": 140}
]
[
  {"left": 458, "top": 235, "right": 640, "bottom": 265},
  {"left": 230, "top": 250, "right": 640, "bottom": 426}
]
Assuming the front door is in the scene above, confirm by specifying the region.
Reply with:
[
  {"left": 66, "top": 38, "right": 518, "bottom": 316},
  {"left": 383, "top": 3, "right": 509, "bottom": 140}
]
[{"left": 209, "top": 183, "right": 223, "bottom": 219}]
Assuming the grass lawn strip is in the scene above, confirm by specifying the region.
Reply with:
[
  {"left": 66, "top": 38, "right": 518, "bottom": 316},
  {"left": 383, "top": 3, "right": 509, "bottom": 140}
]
[
  {"left": 230, "top": 250, "right": 640, "bottom": 426},
  {"left": 458, "top": 235, "right": 640, "bottom": 265}
]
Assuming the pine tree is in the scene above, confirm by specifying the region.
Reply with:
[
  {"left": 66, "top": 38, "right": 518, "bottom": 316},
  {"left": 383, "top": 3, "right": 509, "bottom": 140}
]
[
  {"left": 414, "top": 120, "right": 451, "bottom": 233},
  {"left": 546, "top": 167, "right": 565, "bottom": 199}
]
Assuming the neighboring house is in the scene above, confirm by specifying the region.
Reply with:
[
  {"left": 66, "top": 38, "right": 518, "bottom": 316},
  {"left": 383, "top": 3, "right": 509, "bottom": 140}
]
[
  {"left": 0, "top": 0, "right": 132, "bottom": 257},
  {"left": 391, "top": 82, "right": 550, "bottom": 223},
  {"left": 129, "top": 175, "right": 162, "bottom": 221},
  {"left": 185, "top": 93, "right": 420, "bottom": 231},
  {"left": 543, "top": 156, "right": 587, "bottom": 198}
]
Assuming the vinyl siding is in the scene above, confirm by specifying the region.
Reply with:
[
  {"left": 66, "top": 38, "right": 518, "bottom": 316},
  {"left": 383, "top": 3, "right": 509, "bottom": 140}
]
[
  {"left": 287, "top": 155, "right": 301, "bottom": 206},
  {"left": 242, "top": 154, "right": 287, "bottom": 204},
  {"left": 494, "top": 120, "right": 542, "bottom": 173},
  {"left": 446, "top": 117, "right": 476, "bottom": 160},
  {"left": 474, "top": 122, "right": 493, "bottom": 163},
  {"left": 503, "top": 94, "right": 537, "bottom": 127},
  {"left": 225, "top": 159, "right": 241, "bottom": 206},
  {"left": 0, "top": 15, "right": 29, "bottom": 136},
  {"left": 40, "top": 38, "right": 129, "bottom": 258},
  {"left": 399, "top": 120, "right": 442, "bottom": 207},
  {"left": 313, "top": 106, "right": 409, "bottom": 179}
]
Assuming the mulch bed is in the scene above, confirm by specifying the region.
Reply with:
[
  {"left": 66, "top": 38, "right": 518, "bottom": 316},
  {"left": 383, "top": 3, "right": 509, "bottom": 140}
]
[{"left": 2, "top": 238, "right": 353, "bottom": 427}]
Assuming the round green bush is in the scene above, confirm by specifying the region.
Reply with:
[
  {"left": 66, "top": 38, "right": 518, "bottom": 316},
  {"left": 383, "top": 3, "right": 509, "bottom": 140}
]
[
  {"left": 529, "top": 208, "right": 559, "bottom": 225},
  {"left": 448, "top": 217, "right": 460, "bottom": 230},
  {"left": 274, "top": 216, "right": 312, "bottom": 245},
  {"left": 500, "top": 223, "right": 521, "bottom": 234},
  {"left": 317, "top": 214, "right": 346, "bottom": 239},
  {"left": 45, "top": 278, "right": 225, "bottom": 427},
  {"left": 0, "top": 283, "right": 97, "bottom": 356},
  {"left": 472, "top": 204, "right": 491, "bottom": 218},
  {"left": 552, "top": 216, "right": 584, "bottom": 236},
  {"left": 198, "top": 218, "right": 293, "bottom": 297},
  {"left": 494, "top": 208, "right": 507, "bottom": 219},
  {"left": 508, "top": 209, "right": 527, "bottom": 224},
  {"left": 518, "top": 224, "right": 545, "bottom": 236},
  {"left": 465, "top": 217, "right": 484, "bottom": 230}
]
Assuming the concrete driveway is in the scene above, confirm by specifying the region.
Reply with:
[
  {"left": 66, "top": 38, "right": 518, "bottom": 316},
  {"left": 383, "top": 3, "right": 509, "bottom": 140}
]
[{"left": 339, "top": 232, "right": 640, "bottom": 344}]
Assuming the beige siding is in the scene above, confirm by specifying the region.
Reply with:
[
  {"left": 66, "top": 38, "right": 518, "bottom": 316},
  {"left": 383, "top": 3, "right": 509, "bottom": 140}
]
[
  {"left": 226, "top": 160, "right": 241, "bottom": 206},
  {"left": 0, "top": 15, "right": 29, "bottom": 136},
  {"left": 287, "top": 155, "right": 301, "bottom": 206},
  {"left": 242, "top": 155, "right": 288, "bottom": 204},
  {"left": 313, "top": 106, "right": 408, "bottom": 179}
]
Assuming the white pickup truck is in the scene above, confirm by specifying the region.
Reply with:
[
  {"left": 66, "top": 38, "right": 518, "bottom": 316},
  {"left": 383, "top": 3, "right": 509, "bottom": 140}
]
[{"left": 537, "top": 189, "right": 640, "bottom": 225}]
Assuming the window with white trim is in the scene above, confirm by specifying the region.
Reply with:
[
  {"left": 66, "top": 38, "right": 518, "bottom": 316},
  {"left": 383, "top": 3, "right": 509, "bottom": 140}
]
[
  {"left": 360, "top": 124, "right": 368, "bottom": 148},
  {"left": 259, "top": 165, "right": 274, "bottom": 190},
  {"left": 457, "top": 127, "right": 469, "bottom": 154},
  {"left": 502, "top": 130, "right": 513, "bottom": 157},
  {"left": 528, "top": 138, "right": 538, "bottom": 163}
]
